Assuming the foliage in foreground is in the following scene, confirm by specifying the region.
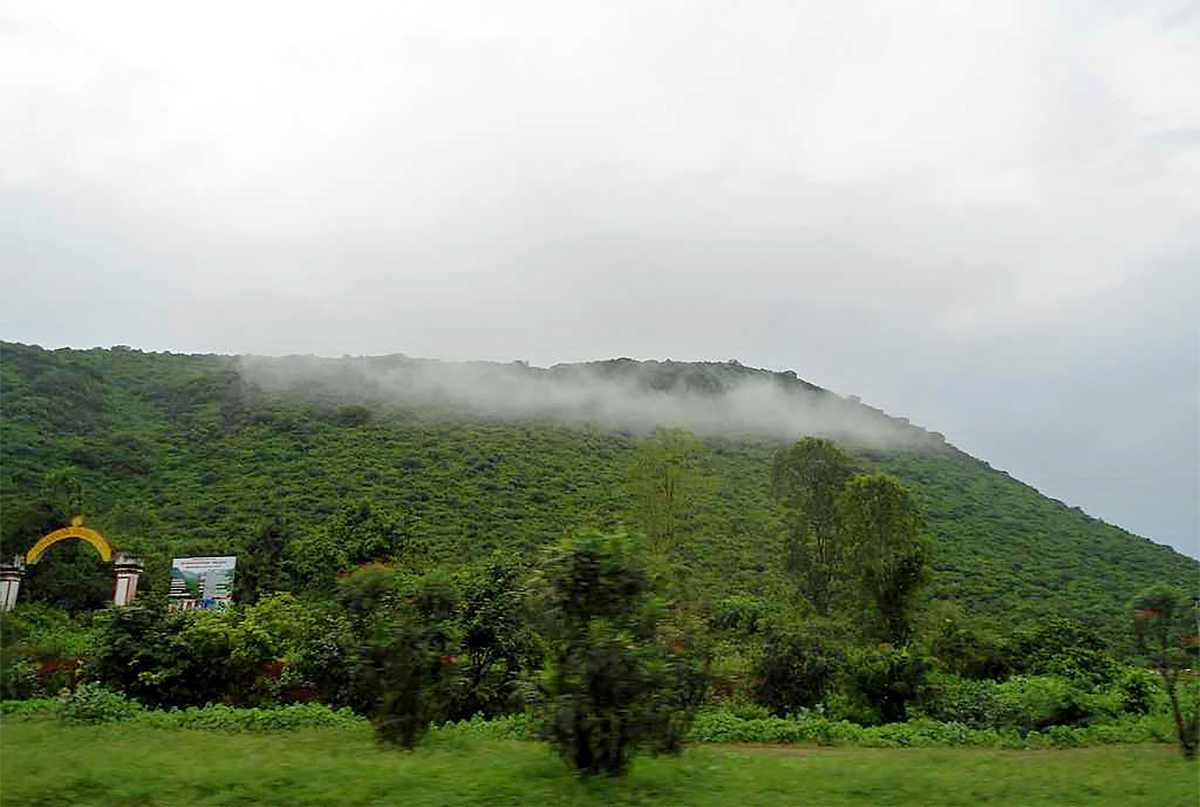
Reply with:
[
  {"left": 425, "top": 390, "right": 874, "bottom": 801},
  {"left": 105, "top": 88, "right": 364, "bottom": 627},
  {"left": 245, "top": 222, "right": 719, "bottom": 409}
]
[
  {"left": 5, "top": 693, "right": 1189, "bottom": 753},
  {"left": 2, "top": 720, "right": 1197, "bottom": 807},
  {"left": 2, "top": 689, "right": 363, "bottom": 731},
  {"left": 1132, "top": 583, "right": 1200, "bottom": 757},
  {"left": 535, "top": 529, "right": 709, "bottom": 775},
  {"left": 353, "top": 572, "right": 460, "bottom": 748}
]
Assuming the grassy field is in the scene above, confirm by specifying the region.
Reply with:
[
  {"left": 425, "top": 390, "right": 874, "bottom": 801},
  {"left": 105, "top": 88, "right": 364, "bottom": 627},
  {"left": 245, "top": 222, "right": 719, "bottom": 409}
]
[{"left": 1, "top": 721, "right": 1198, "bottom": 806}]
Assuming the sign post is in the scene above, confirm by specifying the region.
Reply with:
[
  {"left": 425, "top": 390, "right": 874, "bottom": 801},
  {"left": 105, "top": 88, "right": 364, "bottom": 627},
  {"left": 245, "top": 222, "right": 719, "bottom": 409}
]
[{"left": 168, "top": 556, "right": 237, "bottom": 611}]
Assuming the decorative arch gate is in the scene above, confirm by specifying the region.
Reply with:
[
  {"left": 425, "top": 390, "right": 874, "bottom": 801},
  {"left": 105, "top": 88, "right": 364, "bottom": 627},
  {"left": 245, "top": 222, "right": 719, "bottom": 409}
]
[{"left": 0, "top": 516, "right": 144, "bottom": 611}]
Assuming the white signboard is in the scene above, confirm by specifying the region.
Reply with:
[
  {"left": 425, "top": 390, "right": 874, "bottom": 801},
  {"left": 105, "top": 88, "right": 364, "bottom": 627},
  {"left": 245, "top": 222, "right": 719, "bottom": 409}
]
[{"left": 169, "top": 556, "right": 236, "bottom": 611}]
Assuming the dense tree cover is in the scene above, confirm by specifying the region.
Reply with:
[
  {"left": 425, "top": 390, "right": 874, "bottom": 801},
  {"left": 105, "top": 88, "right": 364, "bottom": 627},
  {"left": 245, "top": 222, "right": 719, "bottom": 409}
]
[{"left": 0, "top": 342, "right": 1194, "bottom": 646}]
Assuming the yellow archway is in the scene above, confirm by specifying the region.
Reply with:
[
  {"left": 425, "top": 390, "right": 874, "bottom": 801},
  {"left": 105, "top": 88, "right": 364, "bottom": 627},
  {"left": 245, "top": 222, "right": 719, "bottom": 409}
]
[{"left": 26, "top": 516, "right": 114, "bottom": 564}]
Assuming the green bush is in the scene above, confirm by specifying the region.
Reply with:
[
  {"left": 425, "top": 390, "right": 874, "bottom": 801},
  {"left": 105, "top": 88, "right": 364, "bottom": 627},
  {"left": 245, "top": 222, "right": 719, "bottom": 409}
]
[
  {"left": 920, "top": 672, "right": 1126, "bottom": 733},
  {"left": 687, "top": 710, "right": 1175, "bottom": 749},
  {"left": 282, "top": 608, "right": 360, "bottom": 707},
  {"left": 1011, "top": 617, "right": 1122, "bottom": 686},
  {"left": 923, "top": 606, "right": 1010, "bottom": 679},
  {"left": 842, "top": 644, "right": 929, "bottom": 724},
  {"left": 353, "top": 571, "right": 461, "bottom": 748},
  {"left": 993, "top": 675, "right": 1117, "bottom": 732},
  {"left": 1116, "top": 668, "right": 1160, "bottom": 715},
  {"left": 0, "top": 697, "right": 364, "bottom": 731},
  {"left": 88, "top": 595, "right": 314, "bottom": 709},
  {"left": 917, "top": 672, "right": 1001, "bottom": 728},
  {"left": 0, "top": 657, "right": 42, "bottom": 701},
  {"left": 752, "top": 625, "right": 843, "bottom": 717},
  {"left": 536, "top": 529, "right": 704, "bottom": 776},
  {"left": 144, "top": 702, "right": 363, "bottom": 732},
  {"left": 0, "top": 604, "right": 97, "bottom": 699},
  {"left": 710, "top": 595, "right": 774, "bottom": 637},
  {"left": 0, "top": 697, "right": 58, "bottom": 717},
  {"left": 438, "top": 711, "right": 536, "bottom": 741},
  {"left": 448, "top": 556, "right": 543, "bottom": 721},
  {"left": 58, "top": 683, "right": 143, "bottom": 723}
]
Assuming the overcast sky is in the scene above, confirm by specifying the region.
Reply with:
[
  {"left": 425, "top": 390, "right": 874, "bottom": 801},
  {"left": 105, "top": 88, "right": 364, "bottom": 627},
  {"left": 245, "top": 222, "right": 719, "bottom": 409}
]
[{"left": 2, "top": 0, "right": 1197, "bottom": 558}]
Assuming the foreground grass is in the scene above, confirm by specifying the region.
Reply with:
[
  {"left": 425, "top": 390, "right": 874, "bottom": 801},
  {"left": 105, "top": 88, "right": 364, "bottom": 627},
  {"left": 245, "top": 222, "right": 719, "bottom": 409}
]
[{"left": 1, "top": 720, "right": 1197, "bottom": 806}]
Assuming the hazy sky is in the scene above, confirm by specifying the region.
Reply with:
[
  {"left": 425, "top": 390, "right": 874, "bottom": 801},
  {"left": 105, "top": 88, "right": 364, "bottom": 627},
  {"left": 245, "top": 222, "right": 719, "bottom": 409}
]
[{"left": 2, "top": 0, "right": 1197, "bottom": 558}]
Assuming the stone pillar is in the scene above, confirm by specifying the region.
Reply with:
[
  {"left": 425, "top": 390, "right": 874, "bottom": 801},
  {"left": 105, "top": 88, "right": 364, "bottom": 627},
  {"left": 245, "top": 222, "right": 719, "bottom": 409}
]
[
  {"left": 113, "top": 553, "right": 145, "bottom": 607},
  {"left": 0, "top": 555, "right": 26, "bottom": 611}
]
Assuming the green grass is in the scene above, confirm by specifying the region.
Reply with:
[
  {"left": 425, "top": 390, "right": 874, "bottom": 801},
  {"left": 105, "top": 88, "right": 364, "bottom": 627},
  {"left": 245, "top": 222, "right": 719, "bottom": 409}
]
[{"left": 2, "top": 720, "right": 1197, "bottom": 806}]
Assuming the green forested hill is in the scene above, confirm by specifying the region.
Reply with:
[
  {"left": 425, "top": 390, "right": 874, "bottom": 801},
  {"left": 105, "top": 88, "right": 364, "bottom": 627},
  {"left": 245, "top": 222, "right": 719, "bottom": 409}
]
[{"left": 0, "top": 342, "right": 1192, "bottom": 644}]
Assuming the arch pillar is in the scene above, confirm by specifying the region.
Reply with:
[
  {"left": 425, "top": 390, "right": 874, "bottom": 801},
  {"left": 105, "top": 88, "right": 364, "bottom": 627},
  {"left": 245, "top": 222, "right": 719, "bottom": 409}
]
[
  {"left": 113, "top": 554, "right": 145, "bottom": 607},
  {"left": 0, "top": 556, "right": 26, "bottom": 611}
]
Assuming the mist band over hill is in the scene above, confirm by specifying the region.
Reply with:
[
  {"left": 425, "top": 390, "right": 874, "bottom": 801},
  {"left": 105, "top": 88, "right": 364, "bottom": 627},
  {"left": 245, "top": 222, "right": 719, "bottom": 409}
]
[{"left": 238, "top": 354, "right": 948, "bottom": 452}]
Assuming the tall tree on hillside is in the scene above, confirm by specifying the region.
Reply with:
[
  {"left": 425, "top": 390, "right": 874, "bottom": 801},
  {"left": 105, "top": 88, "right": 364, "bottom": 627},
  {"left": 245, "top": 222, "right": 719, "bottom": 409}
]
[
  {"left": 1132, "top": 583, "right": 1200, "bottom": 757},
  {"left": 838, "top": 473, "right": 928, "bottom": 644},
  {"left": 770, "top": 438, "right": 853, "bottom": 615},
  {"left": 235, "top": 516, "right": 289, "bottom": 605},
  {"left": 629, "top": 428, "right": 705, "bottom": 565}
]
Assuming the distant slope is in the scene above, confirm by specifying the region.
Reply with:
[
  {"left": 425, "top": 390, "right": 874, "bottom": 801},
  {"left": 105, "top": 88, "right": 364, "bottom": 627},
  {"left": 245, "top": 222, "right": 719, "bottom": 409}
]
[{"left": 1, "top": 342, "right": 1193, "bottom": 643}]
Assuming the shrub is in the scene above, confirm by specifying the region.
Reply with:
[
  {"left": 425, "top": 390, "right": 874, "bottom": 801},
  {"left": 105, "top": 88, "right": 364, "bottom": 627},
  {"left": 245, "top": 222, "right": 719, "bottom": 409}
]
[
  {"left": 86, "top": 599, "right": 185, "bottom": 706},
  {"left": 710, "top": 595, "right": 774, "bottom": 637},
  {"left": 686, "top": 710, "right": 1175, "bottom": 749},
  {"left": 924, "top": 606, "right": 1010, "bottom": 680},
  {"left": 752, "top": 625, "right": 843, "bottom": 717},
  {"left": 0, "top": 657, "right": 42, "bottom": 701},
  {"left": 1116, "top": 668, "right": 1159, "bottom": 715},
  {"left": 449, "top": 556, "right": 543, "bottom": 721},
  {"left": 535, "top": 529, "right": 704, "bottom": 776},
  {"left": 439, "top": 711, "right": 535, "bottom": 741},
  {"left": 843, "top": 644, "right": 929, "bottom": 724},
  {"left": 354, "top": 572, "right": 460, "bottom": 748},
  {"left": 641, "top": 609, "right": 713, "bottom": 755},
  {"left": 1012, "top": 617, "right": 1121, "bottom": 687},
  {"left": 283, "top": 608, "right": 360, "bottom": 707},
  {"left": 88, "top": 596, "right": 313, "bottom": 708},
  {"left": 58, "top": 683, "right": 143, "bottom": 723},
  {"left": 992, "top": 675, "right": 1113, "bottom": 732},
  {"left": 144, "top": 702, "right": 363, "bottom": 732},
  {"left": 0, "top": 604, "right": 97, "bottom": 699},
  {"left": 0, "top": 697, "right": 58, "bottom": 718},
  {"left": 917, "top": 672, "right": 1001, "bottom": 729}
]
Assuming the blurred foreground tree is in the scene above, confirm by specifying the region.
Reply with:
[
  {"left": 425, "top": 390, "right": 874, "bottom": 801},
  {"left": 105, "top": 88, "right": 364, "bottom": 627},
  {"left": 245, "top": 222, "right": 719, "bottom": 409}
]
[
  {"left": 354, "top": 571, "right": 460, "bottom": 749},
  {"left": 536, "top": 529, "right": 707, "bottom": 776},
  {"left": 1132, "top": 583, "right": 1199, "bottom": 757}
]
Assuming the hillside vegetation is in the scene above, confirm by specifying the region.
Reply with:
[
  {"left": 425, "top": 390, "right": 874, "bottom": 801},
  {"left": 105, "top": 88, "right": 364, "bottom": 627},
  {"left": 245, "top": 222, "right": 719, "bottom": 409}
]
[{"left": 0, "top": 341, "right": 1193, "bottom": 642}]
